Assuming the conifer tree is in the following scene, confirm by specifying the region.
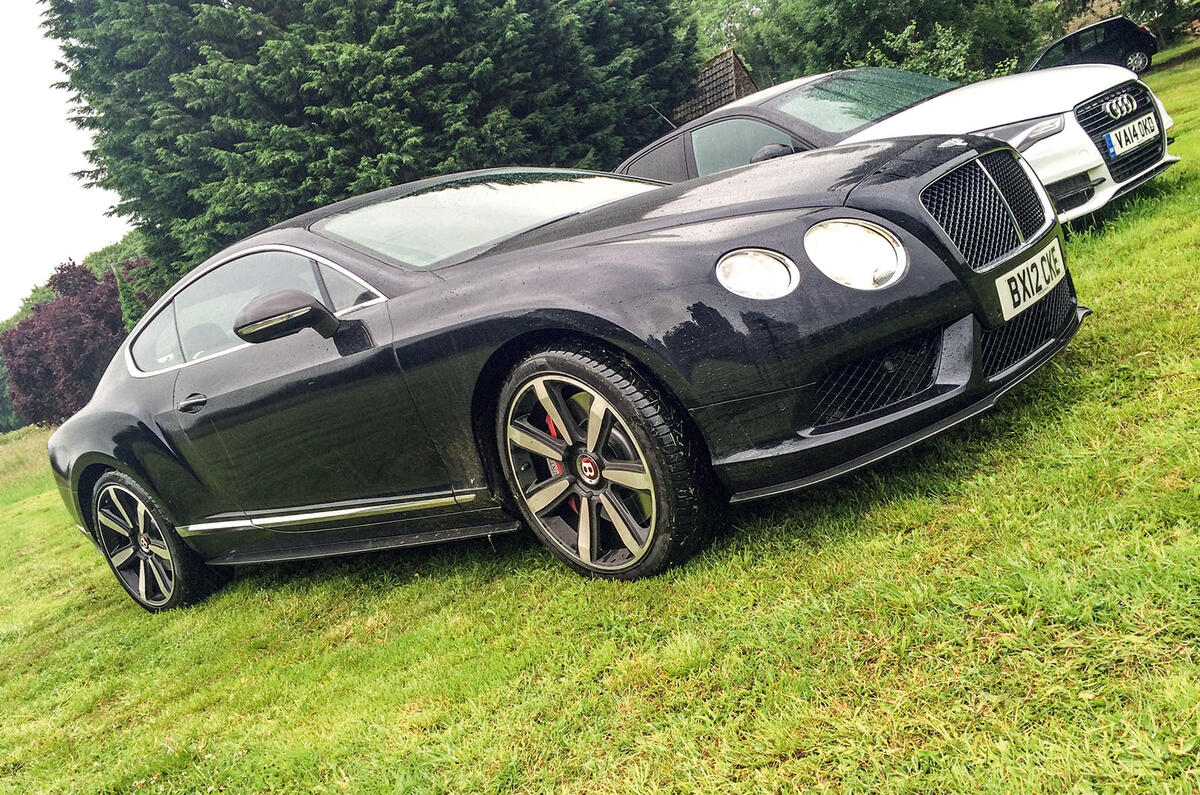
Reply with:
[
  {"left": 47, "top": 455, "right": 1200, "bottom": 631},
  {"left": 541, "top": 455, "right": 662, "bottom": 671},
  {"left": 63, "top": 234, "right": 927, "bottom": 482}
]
[{"left": 44, "top": 0, "right": 697, "bottom": 295}]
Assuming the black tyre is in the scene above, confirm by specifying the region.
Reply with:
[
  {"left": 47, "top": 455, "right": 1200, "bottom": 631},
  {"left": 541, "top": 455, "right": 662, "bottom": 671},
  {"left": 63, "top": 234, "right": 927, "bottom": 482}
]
[
  {"left": 1125, "top": 50, "right": 1151, "bottom": 73},
  {"left": 496, "top": 344, "right": 713, "bottom": 579},
  {"left": 91, "top": 471, "right": 226, "bottom": 611}
]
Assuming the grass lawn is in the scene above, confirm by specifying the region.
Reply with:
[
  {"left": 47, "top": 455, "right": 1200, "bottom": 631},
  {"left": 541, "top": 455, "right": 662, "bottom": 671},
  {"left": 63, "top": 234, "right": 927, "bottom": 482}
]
[{"left": 3, "top": 51, "right": 1200, "bottom": 794}]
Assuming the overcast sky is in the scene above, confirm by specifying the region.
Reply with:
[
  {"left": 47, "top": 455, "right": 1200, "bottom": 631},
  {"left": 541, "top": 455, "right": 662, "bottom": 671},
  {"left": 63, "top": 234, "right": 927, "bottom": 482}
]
[{"left": 0, "top": 1, "right": 130, "bottom": 320}]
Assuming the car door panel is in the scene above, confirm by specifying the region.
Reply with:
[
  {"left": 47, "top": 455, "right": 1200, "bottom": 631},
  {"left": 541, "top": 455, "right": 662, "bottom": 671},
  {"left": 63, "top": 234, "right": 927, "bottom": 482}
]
[
  {"left": 167, "top": 250, "right": 454, "bottom": 527},
  {"left": 174, "top": 297, "right": 454, "bottom": 518}
]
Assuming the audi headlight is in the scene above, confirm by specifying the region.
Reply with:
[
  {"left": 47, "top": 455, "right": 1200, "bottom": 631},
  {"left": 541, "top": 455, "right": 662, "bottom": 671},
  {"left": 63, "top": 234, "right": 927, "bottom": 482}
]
[
  {"left": 715, "top": 248, "right": 800, "bottom": 300},
  {"left": 974, "top": 114, "right": 1065, "bottom": 152},
  {"left": 802, "top": 219, "right": 908, "bottom": 290}
]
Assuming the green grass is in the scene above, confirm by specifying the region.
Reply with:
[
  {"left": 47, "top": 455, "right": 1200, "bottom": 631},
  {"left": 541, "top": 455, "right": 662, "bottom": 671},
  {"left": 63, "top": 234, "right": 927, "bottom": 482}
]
[{"left": 3, "top": 51, "right": 1200, "bottom": 793}]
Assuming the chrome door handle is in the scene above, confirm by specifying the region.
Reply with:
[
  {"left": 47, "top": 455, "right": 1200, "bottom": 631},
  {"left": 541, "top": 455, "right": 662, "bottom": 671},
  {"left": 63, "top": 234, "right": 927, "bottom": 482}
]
[{"left": 176, "top": 394, "right": 208, "bottom": 413}]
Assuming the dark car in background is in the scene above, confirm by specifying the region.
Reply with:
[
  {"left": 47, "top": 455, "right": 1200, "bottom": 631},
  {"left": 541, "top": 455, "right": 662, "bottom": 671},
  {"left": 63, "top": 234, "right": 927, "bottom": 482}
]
[
  {"left": 49, "top": 136, "right": 1087, "bottom": 611},
  {"left": 1029, "top": 16, "right": 1159, "bottom": 74}
]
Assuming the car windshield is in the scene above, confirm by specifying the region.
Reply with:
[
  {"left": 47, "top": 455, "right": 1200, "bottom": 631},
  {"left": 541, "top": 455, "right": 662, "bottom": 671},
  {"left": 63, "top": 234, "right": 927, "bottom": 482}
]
[
  {"left": 763, "top": 68, "right": 958, "bottom": 135},
  {"left": 313, "top": 171, "right": 657, "bottom": 267}
]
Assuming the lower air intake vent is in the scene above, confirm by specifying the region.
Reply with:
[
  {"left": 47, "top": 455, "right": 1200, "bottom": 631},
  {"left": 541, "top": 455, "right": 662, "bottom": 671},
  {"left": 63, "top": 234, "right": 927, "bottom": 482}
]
[
  {"left": 810, "top": 329, "right": 941, "bottom": 426},
  {"left": 981, "top": 278, "right": 1076, "bottom": 377}
]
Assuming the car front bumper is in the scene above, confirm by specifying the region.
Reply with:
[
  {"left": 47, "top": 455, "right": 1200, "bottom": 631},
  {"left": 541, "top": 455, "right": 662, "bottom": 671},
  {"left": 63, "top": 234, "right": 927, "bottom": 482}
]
[
  {"left": 1024, "top": 87, "right": 1178, "bottom": 221},
  {"left": 692, "top": 274, "right": 1089, "bottom": 503}
]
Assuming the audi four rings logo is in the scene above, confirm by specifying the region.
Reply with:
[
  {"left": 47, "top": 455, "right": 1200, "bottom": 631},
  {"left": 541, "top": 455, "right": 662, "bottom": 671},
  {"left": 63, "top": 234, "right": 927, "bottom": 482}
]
[{"left": 1103, "top": 94, "right": 1138, "bottom": 120}]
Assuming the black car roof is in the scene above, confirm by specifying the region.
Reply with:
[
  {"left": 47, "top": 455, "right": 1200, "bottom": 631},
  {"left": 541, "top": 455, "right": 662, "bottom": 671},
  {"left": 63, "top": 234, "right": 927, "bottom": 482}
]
[{"left": 261, "top": 166, "right": 658, "bottom": 232}]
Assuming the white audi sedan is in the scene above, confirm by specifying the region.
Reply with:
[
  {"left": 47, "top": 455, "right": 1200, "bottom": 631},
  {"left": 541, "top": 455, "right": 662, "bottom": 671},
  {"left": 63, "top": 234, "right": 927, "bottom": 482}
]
[{"left": 616, "top": 65, "right": 1179, "bottom": 221}]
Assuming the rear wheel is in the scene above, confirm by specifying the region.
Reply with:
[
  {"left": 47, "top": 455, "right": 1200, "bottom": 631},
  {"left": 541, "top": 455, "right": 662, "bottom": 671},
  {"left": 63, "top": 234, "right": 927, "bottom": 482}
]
[
  {"left": 92, "top": 472, "right": 225, "bottom": 611},
  {"left": 1125, "top": 50, "right": 1150, "bottom": 73},
  {"left": 496, "top": 344, "right": 713, "bottom": 579}
]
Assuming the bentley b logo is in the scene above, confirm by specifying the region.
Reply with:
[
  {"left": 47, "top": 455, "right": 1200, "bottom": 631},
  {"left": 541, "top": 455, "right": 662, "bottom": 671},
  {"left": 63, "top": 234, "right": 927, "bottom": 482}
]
[
  {"left": 577, "top": 453, "right": 600, "bottom": 484},
  {"left": 1103, "top": 94, "right": 1138, "bottom": 121}
]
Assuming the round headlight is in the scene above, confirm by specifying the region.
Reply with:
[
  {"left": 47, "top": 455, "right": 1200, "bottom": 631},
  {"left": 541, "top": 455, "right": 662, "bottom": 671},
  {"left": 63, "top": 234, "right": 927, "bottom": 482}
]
[
  {"left": 803, "top": 219, "right": 908, "bottom": 290},
  {"left": 715, "top": 248, "right": 800, "bottom": 300}
]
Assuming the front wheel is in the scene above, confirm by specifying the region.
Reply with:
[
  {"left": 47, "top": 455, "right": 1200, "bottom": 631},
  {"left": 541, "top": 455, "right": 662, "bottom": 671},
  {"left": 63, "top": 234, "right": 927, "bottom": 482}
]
[
  {"left": 496, "top": 345, "right": 713, "bottom": 579},
  {"left": 1125, "top": 51, "right": 1150, "bottom": 73},
  {"left": 92, "top": 472, "right": 226, "bottom": 611}
]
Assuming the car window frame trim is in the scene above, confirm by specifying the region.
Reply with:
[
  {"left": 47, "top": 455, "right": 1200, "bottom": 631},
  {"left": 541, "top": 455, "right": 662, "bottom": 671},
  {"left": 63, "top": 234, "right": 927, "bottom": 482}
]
[{"left": 125, "top": 244, "right": 386, "bottom": 379}]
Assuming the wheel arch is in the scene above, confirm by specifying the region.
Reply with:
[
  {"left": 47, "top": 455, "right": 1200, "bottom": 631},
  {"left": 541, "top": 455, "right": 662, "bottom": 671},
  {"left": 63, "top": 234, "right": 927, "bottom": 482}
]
[
  {"left": 468, "top": 327, "right": 716, "bottom": 506},
  {"left": 52, "top": 410, "right": 192, "bottom": 536},
  {"left": 76, "top": 460, "right": 116, "bottom": 538},
  {"left": 72, "top": 453, "right": 176, "bottom": 538}
]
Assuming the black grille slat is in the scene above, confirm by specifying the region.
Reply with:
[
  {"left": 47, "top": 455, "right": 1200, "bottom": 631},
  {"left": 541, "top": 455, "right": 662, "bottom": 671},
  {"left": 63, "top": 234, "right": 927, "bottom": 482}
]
[
  {"left": 981, "top": 279, "right": 1076, "bottom": 377},
  {"left": 921, "top": 161, "right": 1021, "bottom": 270},
  {"left": 1074, "top": 82, "right": 1165, "bottom": 184},
  {"left": 921, "top": 151, "right": 1048, "bottom": 272},
  {"left": 980, "top": 151, "right": 1046, "bottom": 240},
  {"left": 810, "top": 330, "right": 941, "bottom": 426}
]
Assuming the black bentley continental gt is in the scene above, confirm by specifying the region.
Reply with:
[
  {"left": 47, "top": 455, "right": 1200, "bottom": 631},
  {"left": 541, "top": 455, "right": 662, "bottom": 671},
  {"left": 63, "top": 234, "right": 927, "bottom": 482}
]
[{"left": 49, "top": 135, "right": 1088, "bottom": 610}]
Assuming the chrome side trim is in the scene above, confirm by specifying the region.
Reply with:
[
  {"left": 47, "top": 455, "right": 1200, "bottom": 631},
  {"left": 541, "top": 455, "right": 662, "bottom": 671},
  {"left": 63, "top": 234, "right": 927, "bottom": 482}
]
[
  {"left": 125, "top": 244, "right": 387, "bottom": 379},
  {"left": 176, "top": 518, "right": 252, "bottom": 535},
  {"left": 252, "top": 495, "right": 463, "bottom": 528},
  {"left": 235, "top": 306, "right": 313, "bottom": 337},
  {"left": 176, "top": 493, "right": 476, "bottom": 537}
]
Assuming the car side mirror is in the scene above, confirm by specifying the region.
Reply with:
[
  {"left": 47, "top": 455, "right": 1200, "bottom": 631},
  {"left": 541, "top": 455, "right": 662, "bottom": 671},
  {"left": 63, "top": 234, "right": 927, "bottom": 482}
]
[
  {"left": 233, "top": 289, "right": 340, "bottom": 344},
  {"left": 750, "top": 143, "right": 796, "bottom": 164}
]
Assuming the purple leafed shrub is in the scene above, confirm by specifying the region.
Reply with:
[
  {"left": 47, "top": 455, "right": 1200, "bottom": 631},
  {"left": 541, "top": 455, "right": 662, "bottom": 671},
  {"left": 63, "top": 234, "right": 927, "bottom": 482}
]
[{"left": 0, "top": 262, "right": 126, "bottom": 424}]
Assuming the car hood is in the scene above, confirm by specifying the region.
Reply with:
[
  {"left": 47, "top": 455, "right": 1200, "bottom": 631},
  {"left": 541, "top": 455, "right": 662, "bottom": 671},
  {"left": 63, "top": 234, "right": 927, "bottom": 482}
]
[
  {"left": 842, "top": 64, "right": 1135, "bottom": 142},
  {"left": 486, "top": 138, "right": 926, "bottom": 257}
]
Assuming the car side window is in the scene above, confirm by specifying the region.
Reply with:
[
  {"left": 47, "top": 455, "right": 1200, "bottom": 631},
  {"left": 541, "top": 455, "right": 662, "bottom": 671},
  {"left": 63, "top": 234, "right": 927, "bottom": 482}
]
[
  {"left": 690, "top": 119, "right": 794, "bottom": 177},
  {"left": 624, "top": 136, "right": 688, "bottom": 182},
  {"left": 1041, "top": 41, "right": 1070, "bottom": 68},
  {"left": 318, "top": 263, "right": 379, "bottom": 312},
  {"left": 174, "top": 251, "right": 323, "bottom": 362},
  {"left": 130, "top": 303, "right": 183, "bottom": 373},
  {"left": 1079, "top": 26, "right": 1106, "bottom": 53}
]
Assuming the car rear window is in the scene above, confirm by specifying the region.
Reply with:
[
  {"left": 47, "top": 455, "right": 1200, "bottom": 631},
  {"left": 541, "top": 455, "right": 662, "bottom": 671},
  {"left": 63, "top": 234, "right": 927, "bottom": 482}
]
[
  {"left": 130, "top": 303, "right": 182, "bottom": 373},
  {"left": 624, "top": 137, "right": 688, "bottom": 182},
  {"left": 763, "top": 67, "right": 957, "bottom": 135}
]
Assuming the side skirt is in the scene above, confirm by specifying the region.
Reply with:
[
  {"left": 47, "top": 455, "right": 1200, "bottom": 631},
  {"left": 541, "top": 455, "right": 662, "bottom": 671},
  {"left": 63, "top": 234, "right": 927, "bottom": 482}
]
[{"left": 205, "top": 521, "right": 522, "bottom": 566}]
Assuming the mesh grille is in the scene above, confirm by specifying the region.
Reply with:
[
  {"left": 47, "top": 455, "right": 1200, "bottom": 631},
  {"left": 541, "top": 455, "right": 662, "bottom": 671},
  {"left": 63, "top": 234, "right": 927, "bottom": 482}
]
[
  {"left": 981, "top": 278, "right": 1076, "bottom": 378},
  {"left": 810, "top": 329, "right": 941, "bottom": 426},
  {"left": 1074, "top": 81, "right": 1165, "bottom": 184},
  {"left": 980, "top": 151, "right": 1046, "bottom": 240},
  {"left": 921, "top": 151, "right": 1048, "bottom": 272},
  {"left": 921, "top": 161, "right": 1020, "bottom": 270}
]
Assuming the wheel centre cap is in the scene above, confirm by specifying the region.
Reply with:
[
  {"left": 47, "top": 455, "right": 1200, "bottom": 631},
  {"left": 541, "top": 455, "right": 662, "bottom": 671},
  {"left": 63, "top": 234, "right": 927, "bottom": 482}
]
[
  {"left": 137, "top": 533, "right": 151, "bottom": 554},
  {"left": 576, "top": 453, "right": 602, "bottom": 486}
]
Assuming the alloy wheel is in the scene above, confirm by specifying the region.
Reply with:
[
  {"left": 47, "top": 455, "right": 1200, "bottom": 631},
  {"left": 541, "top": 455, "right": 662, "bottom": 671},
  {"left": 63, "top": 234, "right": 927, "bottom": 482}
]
[
  {"left": 504, "top": 374, "right": 657, "bottom": 571},
  {"left": 1126, "top": 51, "right": 1149, "bottom": 72},
  {"left": 95, "top": 484, "right": 175, "bottom": 607}
]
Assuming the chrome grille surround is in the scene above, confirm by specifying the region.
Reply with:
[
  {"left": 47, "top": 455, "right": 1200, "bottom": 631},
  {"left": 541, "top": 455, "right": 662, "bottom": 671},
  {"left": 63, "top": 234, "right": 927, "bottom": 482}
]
[{"left": 920, "top": 150, "right": 1053, "bottom": 272}]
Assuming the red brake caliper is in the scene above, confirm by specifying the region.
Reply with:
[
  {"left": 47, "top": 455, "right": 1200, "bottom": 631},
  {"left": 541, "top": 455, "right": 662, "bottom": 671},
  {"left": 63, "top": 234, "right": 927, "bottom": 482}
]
[{"left": 545, "top": 414, "right": 580, "bottom": 512}]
